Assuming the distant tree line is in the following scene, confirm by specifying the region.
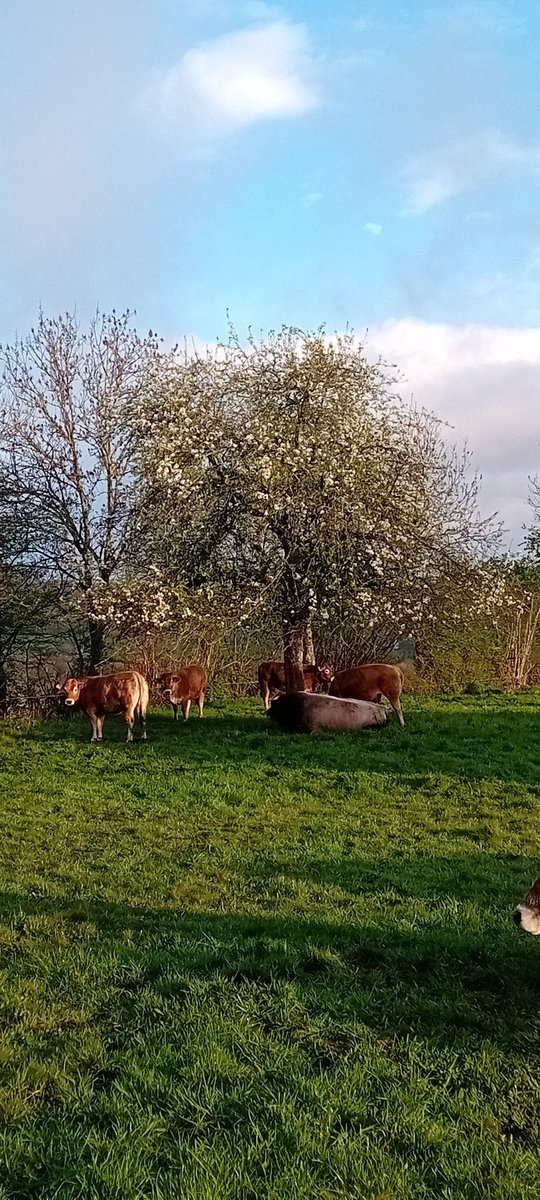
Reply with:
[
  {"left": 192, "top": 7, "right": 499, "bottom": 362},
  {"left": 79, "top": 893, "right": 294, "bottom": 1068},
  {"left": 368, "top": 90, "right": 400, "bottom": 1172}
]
[{"left": 0, "top": 310, "right": 539, "bottom": 710}]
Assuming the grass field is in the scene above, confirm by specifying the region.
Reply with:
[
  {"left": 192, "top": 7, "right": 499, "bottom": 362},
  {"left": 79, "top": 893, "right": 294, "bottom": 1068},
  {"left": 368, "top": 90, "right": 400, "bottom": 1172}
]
[{"left": 0, "top": 692, "right": 540, "bottom": 1199}]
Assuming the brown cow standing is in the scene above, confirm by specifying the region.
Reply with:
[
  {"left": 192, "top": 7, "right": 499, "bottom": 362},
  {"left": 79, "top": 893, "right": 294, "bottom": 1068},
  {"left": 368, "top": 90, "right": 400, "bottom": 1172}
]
[
  {"left": 158, "top": 665, "right": 207, "bottom": 721},
  {"left": 257, "top": 660, "right": 332, "bottom": 711},
  {"left": 329, "top": 664, "right": 405, "bottom": 726},
  {"left": 62, "top": 671, "right": 149, "bottom": 743}
]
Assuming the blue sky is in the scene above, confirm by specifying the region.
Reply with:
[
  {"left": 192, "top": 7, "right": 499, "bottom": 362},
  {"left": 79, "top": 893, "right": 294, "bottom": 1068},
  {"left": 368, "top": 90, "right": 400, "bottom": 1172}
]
[{"left": 1, "top": 0, "right": 539, "bottom": 541}]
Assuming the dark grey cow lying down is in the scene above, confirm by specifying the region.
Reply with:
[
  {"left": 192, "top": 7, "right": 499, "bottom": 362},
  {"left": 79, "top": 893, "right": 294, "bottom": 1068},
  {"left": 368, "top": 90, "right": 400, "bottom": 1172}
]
[
  {"left": 514, "top": 877, "right": 540, "bottom": 935},
  {"left": 268, "top": 691, "right": 387, "bottom": 733}
]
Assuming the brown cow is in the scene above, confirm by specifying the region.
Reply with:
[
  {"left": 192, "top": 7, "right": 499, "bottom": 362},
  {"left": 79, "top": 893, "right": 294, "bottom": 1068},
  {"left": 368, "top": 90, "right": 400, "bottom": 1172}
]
[
  {"left": 513, "top": 877, "right": 540, "bottom": 935},
  {"left": 329, "top": 663, "right": 405, "bottom": 726},
  {"left": 257, "top": 660, "right": 333, "bottom": 711},
  {"left": 269, "top": 691, "right": 387, "bottom": 733},
  {"left": 62, "top": 671, "right": 149, "bottom": 743},
  {"left": 158, "top": 664, "right": 207, "bottom": 721}
]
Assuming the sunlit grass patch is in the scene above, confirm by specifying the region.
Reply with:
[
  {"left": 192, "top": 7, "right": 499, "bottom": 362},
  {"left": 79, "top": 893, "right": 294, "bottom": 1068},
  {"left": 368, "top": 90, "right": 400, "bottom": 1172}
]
[{"left": 0, "top": 693, "right": 539, "bottom": 1197}]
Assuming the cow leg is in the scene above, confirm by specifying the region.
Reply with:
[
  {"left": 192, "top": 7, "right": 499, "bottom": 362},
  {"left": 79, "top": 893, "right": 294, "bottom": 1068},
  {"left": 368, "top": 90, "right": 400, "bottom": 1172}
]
[
  {"left": 392, "top": 696, "right": 405, "bottom": 727},
  {"left": 182, "top": 700, "right": 191, "bottom": 721},
  {"left": 198, "top": 691, "right": 205, "bottom": 718},
  {"left": 89, "top": 712, "right": 99, "bottom": 743},
  {"left": 139, "top": 706, "right": 147, "bottom": 741},
  {"left": 125, "top": 703, "right": 136, "bottom": 743},
  {"left": 261, "top": 685, "right": 270, "bottom": 711},
  {"left": 172, "top": 703, "right": 178, "bottom": 721},
  {"left": 96, "top": 716, "right": 104, "bottom": 742}
]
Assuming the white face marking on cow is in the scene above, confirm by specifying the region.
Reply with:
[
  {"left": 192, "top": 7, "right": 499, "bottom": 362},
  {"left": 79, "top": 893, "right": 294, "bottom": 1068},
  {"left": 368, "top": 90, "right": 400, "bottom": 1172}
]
[
  {"left": 63, "top": 678, "right": 81, "bottom": 705},
  {"left": 514, "top": 904, "right": 540, "bottom": 935}
]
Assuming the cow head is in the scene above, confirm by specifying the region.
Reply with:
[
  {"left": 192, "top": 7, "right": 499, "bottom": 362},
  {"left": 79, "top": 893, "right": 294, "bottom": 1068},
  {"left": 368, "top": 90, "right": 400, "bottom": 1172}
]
[
  {"left": 514, "top": 877, "right": 540, "bottom": 935},
  {"left": 62, "top": 677, "right": 82, "bottom": 707},
  {"left": 316, "top": 663, "right": 334, "bottom": 691},
  {"left": 156, "top": 671, "right": 178, "bottom": 690}
]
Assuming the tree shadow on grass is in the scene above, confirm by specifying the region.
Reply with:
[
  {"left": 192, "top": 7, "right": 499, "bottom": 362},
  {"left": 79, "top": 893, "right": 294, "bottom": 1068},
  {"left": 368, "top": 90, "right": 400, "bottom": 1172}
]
[
  {"left": 37, "top": 701, "right": 540, "bottom": 789},
  {"left": 0, "top": 871, "right": 538, "bottom": 1056},
  {"left": 240, "top": 850, "right": 539, "bottom": 907}
]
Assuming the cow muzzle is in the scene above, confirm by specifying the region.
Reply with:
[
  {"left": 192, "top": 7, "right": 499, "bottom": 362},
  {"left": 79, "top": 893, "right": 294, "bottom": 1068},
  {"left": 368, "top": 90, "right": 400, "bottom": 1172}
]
[
  {"left": 65, "top": 698, "right": 75, "bottom": 706},
  {"left": 513, "top": 904, "right": 540, "bottom": 935}
]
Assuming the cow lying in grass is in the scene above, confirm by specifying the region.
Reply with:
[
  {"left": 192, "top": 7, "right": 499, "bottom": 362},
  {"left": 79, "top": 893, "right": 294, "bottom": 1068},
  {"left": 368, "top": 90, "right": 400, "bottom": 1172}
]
[
  {"left": 62, "top": 671, "right": 149, "bottom": 743},
  {"left": 513, "top": 877, "right": 540, "bottom": 934},
  {"left": 268, "top": 691, "right": 387, "bottom": 734}
]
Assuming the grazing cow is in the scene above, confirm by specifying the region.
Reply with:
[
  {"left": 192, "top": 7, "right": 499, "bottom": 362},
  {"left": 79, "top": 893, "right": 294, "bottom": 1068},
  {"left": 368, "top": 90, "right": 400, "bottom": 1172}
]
[
  {"left": 269, "top": 691, "right": 387, "bottom": 734},
  {"left": 329, "top": 663, "right": 405, "bottom": 726},
  {"left": 62, "top": 671, "right": 149, "bottom": 743},
  {"left": 158, "top": 664, "right": 207, "bottom": 721},
  {"left": 257, "top": 660, "right": 333, "bottom": 711},
  {"left": 513, "top": 877, "right": 540, "bottom": 935}
]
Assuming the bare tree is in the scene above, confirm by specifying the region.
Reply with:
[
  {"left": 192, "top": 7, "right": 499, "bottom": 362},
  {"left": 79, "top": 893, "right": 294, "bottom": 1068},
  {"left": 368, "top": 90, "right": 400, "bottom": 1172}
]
[
  {"left": 526, "top": 471, "right": 540, "bottom": 561},
  {"left": 0, "top": 472, "right": 59, "bottom": 710},
  {"left": 0, "top": 310, "right": 161, "bottom": 670}
]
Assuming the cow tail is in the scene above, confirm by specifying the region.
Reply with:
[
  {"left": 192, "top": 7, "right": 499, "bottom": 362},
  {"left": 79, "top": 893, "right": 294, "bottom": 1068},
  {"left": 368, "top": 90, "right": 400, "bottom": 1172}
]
[{"left": 137, "top": 673, "right": 149, "bottom": 717}]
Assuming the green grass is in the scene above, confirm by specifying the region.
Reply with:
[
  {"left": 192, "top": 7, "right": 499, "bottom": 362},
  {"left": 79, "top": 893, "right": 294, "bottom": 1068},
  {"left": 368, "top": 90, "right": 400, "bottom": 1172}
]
[{"left": 0, "top": 692, "right": 540, "bottom": 1199}]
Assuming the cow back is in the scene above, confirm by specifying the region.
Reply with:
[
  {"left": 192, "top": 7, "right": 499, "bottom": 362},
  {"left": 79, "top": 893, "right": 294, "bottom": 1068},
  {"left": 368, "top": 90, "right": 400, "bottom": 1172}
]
[
  {"left": 79, "top": 671, "right": 146, "bottom": 714},
  {"left": 330, "top": 664, "right": 403, "bottom": 701},
  {"left": 258, "top": 660, "right": 326, "bottom": 694}
]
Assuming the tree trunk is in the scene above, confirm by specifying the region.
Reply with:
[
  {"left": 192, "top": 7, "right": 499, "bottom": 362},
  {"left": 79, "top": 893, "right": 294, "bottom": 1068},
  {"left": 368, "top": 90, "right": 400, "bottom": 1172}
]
[
  {"left": 303, "top": 619, "right": 315, "bottom": 665},
  {"left": 284, "top": 623, "right": 305, "bottom": 693},
  {"left": 0, "top": 660, "right": 7, "bottom": 715},
  {"left": 87, "top": 618, "right": 106, "bottom": 674}
]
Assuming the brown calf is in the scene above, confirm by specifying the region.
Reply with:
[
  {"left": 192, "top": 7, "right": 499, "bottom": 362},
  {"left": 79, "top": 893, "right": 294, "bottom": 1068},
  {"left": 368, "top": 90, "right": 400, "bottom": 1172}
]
[
  {"left": 257, "top": 660, "right": 333, "bottom": 711},
  {"left": 62, "top": 671, "right": 149, "bottom": 743},
  {"left": 158, "top": 664, "right": 207, "bottom": 721},
  {"left": 329, "top": 663, "right": 405, "bottom": 726},
  {"left": 514, "top": 877, "right": 540, "bottom": 935}
]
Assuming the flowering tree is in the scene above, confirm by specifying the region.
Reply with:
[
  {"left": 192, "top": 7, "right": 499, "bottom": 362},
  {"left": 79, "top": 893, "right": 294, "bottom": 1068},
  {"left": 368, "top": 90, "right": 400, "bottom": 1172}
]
[
  {"left": 136, "top": 326, "right": 499, "bottom": 691},
  {"left": 0, "top": 311, "right": 162, "bottom": 670}
]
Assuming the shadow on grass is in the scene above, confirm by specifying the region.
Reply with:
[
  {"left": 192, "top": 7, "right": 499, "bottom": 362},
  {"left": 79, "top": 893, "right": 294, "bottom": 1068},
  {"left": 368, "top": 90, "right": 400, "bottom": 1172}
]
[
  {"left": 0, "top": 874, "right": 538, "bottom": 1054},
  {"left": 240, "top": 850, "right": 539, "bottom": 906},
  {"left": 36, "top": 700, "right": 540, "bottom": 788}
]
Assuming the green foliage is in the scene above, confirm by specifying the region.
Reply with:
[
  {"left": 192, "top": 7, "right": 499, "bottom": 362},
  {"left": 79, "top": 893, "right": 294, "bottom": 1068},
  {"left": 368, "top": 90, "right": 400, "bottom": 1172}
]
[
  {"left": 418, "top": 614, "right": 508, "bottom": 692},
  {"left": 0, "top": 695, "right": 539, "bottom": 1197}
]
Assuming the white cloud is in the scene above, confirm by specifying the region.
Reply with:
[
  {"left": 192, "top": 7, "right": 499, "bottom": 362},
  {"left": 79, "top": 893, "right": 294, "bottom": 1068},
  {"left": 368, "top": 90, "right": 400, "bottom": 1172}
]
[
  {"left": 367, "top": 319, "right": 540, "bottom": 545},
  {"left": 147, "top": 20, "right": 319, "bottom": 137},
  {"left": 404, "top": 132, "right": 540, "bottom": 213},
  {"left": 364, "top": 221, "right": 382, "bottom": 236}
]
